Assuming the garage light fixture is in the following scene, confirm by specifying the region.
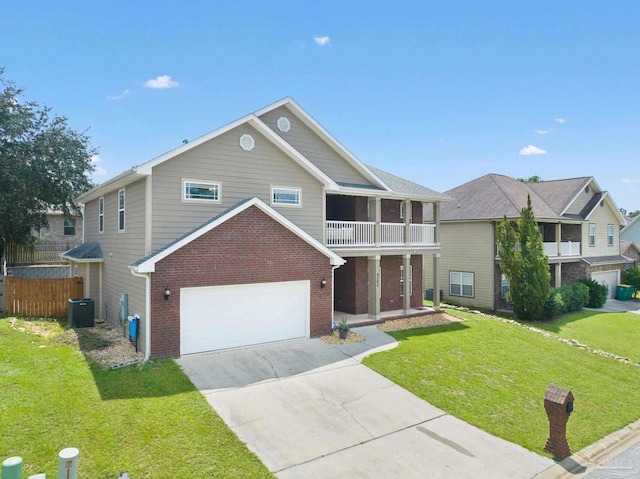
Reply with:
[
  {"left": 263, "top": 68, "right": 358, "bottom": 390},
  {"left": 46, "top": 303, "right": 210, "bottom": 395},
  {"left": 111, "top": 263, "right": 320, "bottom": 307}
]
[
  {"left": 320, "top": 277, "right": 327, "bottom": 288},
  {"left": 164, "top": 286, "right": 171, "bottom": 300}
]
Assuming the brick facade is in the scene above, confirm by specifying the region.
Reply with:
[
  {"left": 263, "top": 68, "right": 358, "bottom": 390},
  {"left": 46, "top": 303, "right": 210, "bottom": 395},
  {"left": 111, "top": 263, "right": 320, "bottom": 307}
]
[
  {"left": 334, "top": 256, "right": 368, "bottom": 314},
  {"left": 149, "top": 206, "right": 334, "bottom": 359}
]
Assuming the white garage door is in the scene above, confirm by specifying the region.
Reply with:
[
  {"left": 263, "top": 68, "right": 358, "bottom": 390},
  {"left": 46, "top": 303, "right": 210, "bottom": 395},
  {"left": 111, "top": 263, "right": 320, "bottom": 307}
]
[
  {"left": 591, "top": 271, "right": 619, "bottom": 299},
  {"left": 180, "top": 280, "right": 309, "bottom": 355}
]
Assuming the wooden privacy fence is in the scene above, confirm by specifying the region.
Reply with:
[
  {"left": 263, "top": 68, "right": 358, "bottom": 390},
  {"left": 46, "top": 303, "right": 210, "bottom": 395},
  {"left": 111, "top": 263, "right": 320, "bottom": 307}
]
[{"left": 5, "top": 277, "right": 84, "bottom": 318}]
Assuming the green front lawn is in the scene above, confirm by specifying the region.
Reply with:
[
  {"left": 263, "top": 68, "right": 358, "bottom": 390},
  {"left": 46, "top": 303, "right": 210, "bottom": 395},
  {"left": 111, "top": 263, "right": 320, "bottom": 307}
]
[
  {"left": 0, "top": 318, "right": 272, "bottom": 478},
  {"left": 526, "top": 309, "right": 640, "bottom": 362},
  {"left": 363, "top": 310, "right": 640, "bottom": 457}
]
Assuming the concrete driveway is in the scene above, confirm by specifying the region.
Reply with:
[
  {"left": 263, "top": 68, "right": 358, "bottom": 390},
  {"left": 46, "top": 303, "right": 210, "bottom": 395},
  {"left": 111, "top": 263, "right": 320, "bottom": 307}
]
[
  {"left": 177, "top": 325, "right": 553, "bottom": 478},
  {"left": 591, "top": 298, "right": 640, "bottom": 313}
]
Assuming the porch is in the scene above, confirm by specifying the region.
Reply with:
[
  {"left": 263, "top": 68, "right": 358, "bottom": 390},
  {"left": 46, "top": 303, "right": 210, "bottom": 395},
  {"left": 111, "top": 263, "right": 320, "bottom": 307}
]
[
  {"left": 336, "top": 306, "right": 437, "bottom": 327},
  {"left": 543, "top": 241, "right": 581, "bottom": 257},
  {"left": 326, "top": 221, "right": 436, "bottom": 247}
]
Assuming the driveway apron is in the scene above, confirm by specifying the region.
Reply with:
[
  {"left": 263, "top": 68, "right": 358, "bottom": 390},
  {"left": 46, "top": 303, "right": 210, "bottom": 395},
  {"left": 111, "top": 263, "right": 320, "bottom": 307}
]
[{"left": 177, "top": 325, "right": 553, "bottom": 478}]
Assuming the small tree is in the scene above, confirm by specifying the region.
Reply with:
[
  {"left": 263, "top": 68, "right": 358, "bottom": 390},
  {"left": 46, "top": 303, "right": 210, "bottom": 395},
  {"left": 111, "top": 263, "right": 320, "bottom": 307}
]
[
  {"left": 497, "top": 195, "right": 551, "bottom": 320},
  {"left": 623, "top": 266, "right": 640, "bottom": 298}
]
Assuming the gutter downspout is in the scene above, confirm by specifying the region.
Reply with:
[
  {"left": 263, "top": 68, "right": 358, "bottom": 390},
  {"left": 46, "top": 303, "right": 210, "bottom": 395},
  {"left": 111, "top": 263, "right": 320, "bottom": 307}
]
[{"left": 130, "top": 268, "right": 151, "bottom": 362}]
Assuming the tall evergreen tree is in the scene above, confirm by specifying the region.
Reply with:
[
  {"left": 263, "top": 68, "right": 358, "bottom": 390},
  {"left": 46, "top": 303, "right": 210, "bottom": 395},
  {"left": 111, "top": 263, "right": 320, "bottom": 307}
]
[{"left": 497, "top": 195, "right": 551, "bottom": 320}]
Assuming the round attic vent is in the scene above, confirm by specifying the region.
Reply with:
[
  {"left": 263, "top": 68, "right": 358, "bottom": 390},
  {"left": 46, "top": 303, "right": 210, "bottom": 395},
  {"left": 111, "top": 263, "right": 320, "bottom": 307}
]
[
  {"left": 277, "top": 116, "right": 291, "bottom": 133},
  {"left": 239, "top": 134, "right": 255, "bottom": 151}
]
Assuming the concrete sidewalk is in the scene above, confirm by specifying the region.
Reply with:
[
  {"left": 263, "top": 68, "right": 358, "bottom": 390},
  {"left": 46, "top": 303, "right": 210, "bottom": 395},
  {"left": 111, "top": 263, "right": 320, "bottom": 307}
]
[{"left": 178, "top": 326, "right": 553, "bottom": 478}]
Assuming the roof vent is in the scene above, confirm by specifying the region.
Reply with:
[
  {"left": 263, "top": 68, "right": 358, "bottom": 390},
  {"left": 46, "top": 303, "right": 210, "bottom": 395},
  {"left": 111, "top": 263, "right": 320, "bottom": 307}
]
[
  {"left": 277, "top": 116, "right": 291, "bottom": 133},
  {"left": 585, "top": 186, "right": 590, "bottom": 194},
  {"left": 239, "top": 134, "right": 255, "bottom": 151}
]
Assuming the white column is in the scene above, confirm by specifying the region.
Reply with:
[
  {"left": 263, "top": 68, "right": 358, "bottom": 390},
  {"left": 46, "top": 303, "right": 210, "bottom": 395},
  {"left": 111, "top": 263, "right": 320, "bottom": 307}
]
[
  {"left": 368, "top": 255, "right": 381, "bottom": 320},
  {"left": 403, "top": 254, "right": 411, "bottom": 314},
  {"left": 433, "top": 253, "right": 441, "bottom": 311}
]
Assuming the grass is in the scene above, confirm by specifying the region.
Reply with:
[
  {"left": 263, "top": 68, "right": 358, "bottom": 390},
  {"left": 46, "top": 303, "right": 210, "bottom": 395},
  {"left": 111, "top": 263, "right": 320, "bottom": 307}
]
[
  {"left": 0, "top": 318, "right": 273, "bottom": 478},
  {"left": 363, "top": 309, "right": 640, "bottom": 457},
  {"left": 525, "top": 309, "right": 640, "bottom": 362}
]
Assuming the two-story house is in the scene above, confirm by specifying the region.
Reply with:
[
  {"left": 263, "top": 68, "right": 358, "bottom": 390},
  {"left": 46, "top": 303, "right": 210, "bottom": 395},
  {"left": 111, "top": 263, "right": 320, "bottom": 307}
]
[
  {"left": 62, "top": 98, "right": 450, "bottom": 359},
  {"left": 423, "top": 174, "right": 632, "bottom": 311}
]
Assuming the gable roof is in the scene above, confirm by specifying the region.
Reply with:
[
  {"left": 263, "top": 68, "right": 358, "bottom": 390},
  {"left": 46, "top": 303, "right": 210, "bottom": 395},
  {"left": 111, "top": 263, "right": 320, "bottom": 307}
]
[
  {"left": 434, "top": 173, "right": 625, "bottom": 223},
  {"left": 60, "top": 242, "right": 103, "bottom": 263},
  {"left": 77, "top": 98, "right": 447, "bottom": 204},
  {"left": 367, "top": 166, "right": 452, "bottom": 201},
  {"left": 131, "top": 197, "right": 345, "bottom": 273},
  {"left": 621, "top": 214, "right": 640, "bottom": 235}
]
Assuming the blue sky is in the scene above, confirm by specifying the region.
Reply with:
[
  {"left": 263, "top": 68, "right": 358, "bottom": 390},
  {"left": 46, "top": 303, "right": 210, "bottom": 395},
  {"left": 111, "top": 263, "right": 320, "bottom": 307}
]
[{"left": 3, "top": 1, "right": 640, "bottom": 211}]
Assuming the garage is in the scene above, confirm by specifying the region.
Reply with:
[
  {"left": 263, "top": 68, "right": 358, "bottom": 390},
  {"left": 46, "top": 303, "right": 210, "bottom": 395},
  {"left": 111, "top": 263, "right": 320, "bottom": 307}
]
[
  {"left": 591, "top": 271, "right": 619, "bottom": 299},
  {"left": 180, "top": 280, "right": 310, "bottom": 355}
]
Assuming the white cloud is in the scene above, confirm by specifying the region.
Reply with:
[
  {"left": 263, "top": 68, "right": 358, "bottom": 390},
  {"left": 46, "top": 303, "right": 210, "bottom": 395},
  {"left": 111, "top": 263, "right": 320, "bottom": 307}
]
[
  {"left": 535, "top": 129, "right": 550, "bottom": 135},
  {"left": 90, "top": 155, "right": 107, "bottom": 176},
  {"left": 554, "top": 118, "right": 566, "bottom": 124},
  {"left": 144, "top": 75, "right": 179, "bottom": 89},
  {"left": 623, "top": 178, "right": 640, "bottom": 186},
  {"left": 519, "top": 145, "right": 547, "bottom": 156},
  {"left": 314, "top": 36, "right": 331, "bottom": 46},
  {"left": 107, "top": 89, "right": 130, "bottom": 100}
]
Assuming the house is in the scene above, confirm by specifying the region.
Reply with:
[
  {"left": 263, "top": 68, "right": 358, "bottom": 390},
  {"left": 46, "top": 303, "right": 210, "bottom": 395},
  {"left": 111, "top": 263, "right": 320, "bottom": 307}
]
[
  {"left": 423, "top": 174, "right": 633, "bottom": 311},
  {"left": 62, "top": 98, "right": 450, "bottom": 359}
]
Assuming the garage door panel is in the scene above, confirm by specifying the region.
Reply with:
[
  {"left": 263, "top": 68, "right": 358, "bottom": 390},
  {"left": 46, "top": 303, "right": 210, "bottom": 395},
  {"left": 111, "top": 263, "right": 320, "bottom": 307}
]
[
  {"left": 180, "top": 280, "right": 309, "bottom": 355},
  {"left": 591, "top": 271, "right": 618, "bottom": 299}
]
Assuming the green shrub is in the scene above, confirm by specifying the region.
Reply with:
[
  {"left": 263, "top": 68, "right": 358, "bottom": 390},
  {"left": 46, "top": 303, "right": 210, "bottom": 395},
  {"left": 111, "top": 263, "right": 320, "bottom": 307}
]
[
  {"left": 543, "top": 281, "right": 590, "bottom": 319},
  {"left": 578, "top": 278, "right": 609, "bottom": 308},
  {"left": 622, "top": 266, "right": 640, "bottom": 298}
]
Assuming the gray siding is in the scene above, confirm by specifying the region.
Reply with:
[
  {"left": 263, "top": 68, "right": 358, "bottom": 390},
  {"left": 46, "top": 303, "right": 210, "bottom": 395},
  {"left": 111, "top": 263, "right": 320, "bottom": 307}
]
[
  {"left": 259, "top": 106, "right": 375, "bottom": 186},
  {"left": 84, "top": 179, "right": 147, "bottom": 344},
  {"left": 565, "top": 182, "right": 597, "bottom": 215},
  {"left": 150, "top": 123, "right": 325, "bottom": 250}
]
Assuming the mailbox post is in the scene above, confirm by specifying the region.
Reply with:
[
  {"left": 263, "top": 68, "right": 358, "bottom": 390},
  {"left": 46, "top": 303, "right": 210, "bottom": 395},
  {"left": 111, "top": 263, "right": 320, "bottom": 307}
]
[{"left": 543, "top": 385, "right": 574, "bottom": 459}]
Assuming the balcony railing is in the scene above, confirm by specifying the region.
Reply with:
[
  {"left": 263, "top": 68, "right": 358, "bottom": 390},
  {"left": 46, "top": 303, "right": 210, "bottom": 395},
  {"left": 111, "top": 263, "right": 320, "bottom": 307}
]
[
  {"left": 326, "top": 221, "right": 436, "bottom": 247},
  {"left": 543, "top": 241, "right": 581, "bottom": 257}
]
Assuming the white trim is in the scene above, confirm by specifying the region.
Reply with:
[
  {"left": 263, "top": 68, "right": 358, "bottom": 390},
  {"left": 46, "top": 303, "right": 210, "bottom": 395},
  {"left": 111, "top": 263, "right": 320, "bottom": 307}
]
[
  {"left": 182, "top": 179, "right": 221, "bottom": 203},
  {"left": 559, "top": 177, "right": 595, "bottom": 216},
  {"left": 132, "top": 197, "right": 345, "bottom": 273},
  {"left": 98, "top": 197, "right": 104, "bottom": 234},
  {"left": 271, "top": 186, "right": 301, "bottom": 207},
  {"left": 118, "top": 189, "right": 126, "bottom": 232},
  {"left": 239, "top": 133, "right": 255, "bottom": 151}
]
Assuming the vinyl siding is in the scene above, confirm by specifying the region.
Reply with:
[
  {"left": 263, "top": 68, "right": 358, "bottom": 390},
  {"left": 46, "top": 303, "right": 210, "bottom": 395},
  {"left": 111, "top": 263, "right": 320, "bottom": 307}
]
[
  {"left": 259, "top": 106, "right": 375, "bottom": 186},
  {"left": 583, "top": 201, "right": 621, "bottom": 257},
  {"left": 150, "top": 123, "right": 324, "bottom": 250},
  {"left": 83, "top": 179, "right": 147, "bottom": 345},
  {"left": 564, "top": 183, "right": 598, "bottom": 215},
  {"left": 424, "top": 221, "right": 495, "bottom": 309}
]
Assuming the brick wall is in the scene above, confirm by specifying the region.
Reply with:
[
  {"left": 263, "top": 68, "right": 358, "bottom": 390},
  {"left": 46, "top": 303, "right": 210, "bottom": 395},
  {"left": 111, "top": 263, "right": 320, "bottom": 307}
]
[
  {"left": 334, "top": 256, "right": 368, "bottom": 314},
  {"left": 380, "top": 256, "right": 423, "bottom": 311},
  {"left": 150, "top": 206, "right": 334, "bottom": 359}
]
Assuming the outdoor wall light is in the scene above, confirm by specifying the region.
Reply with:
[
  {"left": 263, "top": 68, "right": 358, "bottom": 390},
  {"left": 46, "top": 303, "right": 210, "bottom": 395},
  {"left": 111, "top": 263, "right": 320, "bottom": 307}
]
[
  {"left": 164, "top": 286, "right": 171, "bottom": 300},
  {"left": 320, "top": 277, "right": 327, "bottom": 288}
]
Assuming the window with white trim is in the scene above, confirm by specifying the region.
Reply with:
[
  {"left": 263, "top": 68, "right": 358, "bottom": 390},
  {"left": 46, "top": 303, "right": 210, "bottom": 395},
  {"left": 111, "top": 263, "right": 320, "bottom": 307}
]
[
  {"left": 98, "top": 197, "right": 104, "bottom": 233},
  {"left": 450, "top": 271, "right": 474, "bottom": 297},
  {"left": 501, "top": 274, "right": 510, "bottom": 299},
  {"left": 183, "top": 180, "right": 221, "bottom": 202},
  {"left": 118, "top": 189, "right": 125, "bottom": 232},
  {"left": 63, "top": 218, "right": 76, "bottom": 236},
  {"left": 400, "top": 202, "right": 412, "bottom": 222},
  {"left": 272, "top": 187, "right": 301, "bottom": 206},
  {"left": 588, "top": 223, "right": 596, "bottom": 247},
  {"left": 607, "top": 224, "right": 614, "bottom": 246},
  {"left": 400, "top": 265, "right": 413, "bottom": 296}
]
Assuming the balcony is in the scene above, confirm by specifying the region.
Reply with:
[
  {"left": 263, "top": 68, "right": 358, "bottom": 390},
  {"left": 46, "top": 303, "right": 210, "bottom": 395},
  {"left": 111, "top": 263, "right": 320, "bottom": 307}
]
[
  {"left": 543, "top": 241, "right": 581, "bottom": 257},
  {"left": 326, "top": 221, "right": 436, "bottom": 247}
]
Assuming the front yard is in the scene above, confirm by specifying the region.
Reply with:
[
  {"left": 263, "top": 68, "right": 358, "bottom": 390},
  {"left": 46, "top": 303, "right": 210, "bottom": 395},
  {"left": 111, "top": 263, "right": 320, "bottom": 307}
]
[
  {"left": 363, "top": 308, "right": 640, "bottom": 456},
  {"left": 0, "top": 318, "right": 272, "bottom": 478}
]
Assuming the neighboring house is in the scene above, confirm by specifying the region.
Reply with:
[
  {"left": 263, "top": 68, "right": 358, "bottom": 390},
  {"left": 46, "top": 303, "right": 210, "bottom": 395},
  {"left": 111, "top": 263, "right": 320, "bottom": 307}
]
[
  {"left": 423, "top": 174, "right": 632, "bottom": 311},
  {"left": 620, "top": 240, "right": 640, "bottom": 268},
  {"left": 4, "top": 210, "right": 83, "bottom": 268},
  {"left": 621, "top": 215, "right": 640, "bottom": 244},
  {"left": 62, "top": 98, "right": 450, "bottom": 359}
]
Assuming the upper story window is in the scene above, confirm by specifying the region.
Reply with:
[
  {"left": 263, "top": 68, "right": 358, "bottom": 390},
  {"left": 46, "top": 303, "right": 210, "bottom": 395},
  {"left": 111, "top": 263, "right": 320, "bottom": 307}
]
[
  {"left": 400, "top": 265, "right": 413, "bottom": 296},
  {"left": 118, "top": 189, "right": 125, "bottom": 232},
  {"left": 272, "top": 187, "right": 301, "bottom": 206},
  {"left": 607, "top": 224, "right": 614, "bottom": 246},
  {"left": 183, "top": 180, "right": 221, "bottom": 202},
  {"left": 450, "top": 271, "right": 474, "bottom": 297},
  {"left": 63, "top": 218, "right": 76, "bottom": 236},
  {"left": 98, "top": 197, "right": 104, "bottom": 233},
  {"left": 588, "top": 223, "right": 596, "bottom": 247}
]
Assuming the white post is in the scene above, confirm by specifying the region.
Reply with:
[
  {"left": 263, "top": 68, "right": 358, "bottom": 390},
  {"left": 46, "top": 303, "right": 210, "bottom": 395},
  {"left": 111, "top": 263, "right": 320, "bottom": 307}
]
[{"left": 57, "top": 448, "right": 79, "bottom": 479}]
